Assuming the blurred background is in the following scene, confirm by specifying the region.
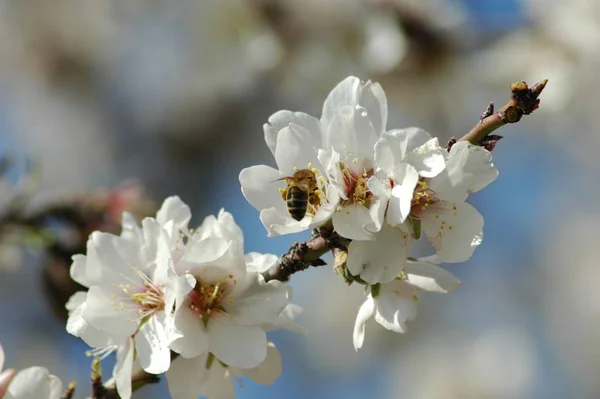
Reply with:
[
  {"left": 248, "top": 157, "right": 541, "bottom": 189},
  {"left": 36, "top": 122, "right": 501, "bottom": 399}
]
[{"left": 0, "top": 0, "right": 598, "bottom": 397}]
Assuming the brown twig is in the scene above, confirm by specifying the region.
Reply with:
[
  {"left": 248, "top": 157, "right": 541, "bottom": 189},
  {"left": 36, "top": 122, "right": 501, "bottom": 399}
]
[
  {"left": 459, "top": 79, "right": 548, "bottom": 146},
  {"left": 261, "top": 221, "right": 349, "bottom": 283},
  {"left": 61, "top": 381, "right": 77, "bottom": 399}
]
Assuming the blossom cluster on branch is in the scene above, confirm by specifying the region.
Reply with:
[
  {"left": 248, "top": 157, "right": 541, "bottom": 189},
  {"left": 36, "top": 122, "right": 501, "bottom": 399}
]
[{"left": 0, "top": 75, "right": 546, "bottom": 399}]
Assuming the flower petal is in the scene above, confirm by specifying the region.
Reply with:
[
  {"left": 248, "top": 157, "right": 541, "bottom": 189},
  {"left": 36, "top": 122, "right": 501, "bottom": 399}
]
[
  {"left": 170, "top": 306, "right": 209, "bottom": 359},
  {"left": 403, "top": 127, "right": 434, "bottom": 153},
  {"left": 332, "top": 205, "right": 376, "bottom": 241},
  {"left": 239, "top": 165, "right": 287, "bottom": 213},
  {"left": 245, "top": 253, "right": 278, "bottom": 273},
  {"left": 208, "top": 317, "right": 267, "bottom": 369},
  {"left": 156, "top": 196, "right": 191, "bottom": 241},
  {"left": 325, "top": 106, "right": 378, "bottom": 160},
  {"left": 233, "top": 342, "right": 282, "bottom": 385},
  {"left": 353, "top": 296, "right": 375, "bottom": 351},
  {"left": 135, "top": 313, "right": 172, "bottom": 374},
  {"left": 7, "top": 367, "right": 63, "bottom": 399},
  {"left": 0, "top": 369, "right": 15, "bottom": 398},
  {"left": 260, "top": 208, "right": 311, "bottom": 237},
  {"left": 429, "top": 141, "right": 499, "bottom": 202},
  {"left": 115, "top": 338, "right": 135, "bottom": 399},
  {"left": 422, "top": 201, "right": 484, "bottom": 263},
  {"left": 367, "top": 176, "right": 391, "bottom": 232},
  {"left": 387, "top": 164, "right": 419, "bottom": 226},
  {"left": 165, "top": 356, "right": 205, "bottom": 399},
  {"left": 263, "top": 111, "right": 322, "bottom": 155},
  {"left": 83, "top": 286, "right": 139, "bottom": 336},
  {"left": 374, "top": 130, "right": 409, "bottom": 173},
  {"left": 374, "top": 280, "right": 417, "bottom": 333},
  {"left": 321, "top": 76, "right": 360, "bottom": 130},
  {"left": 66, "top": 292, "right": 114, "bottom": 348},
  {"left": 405, "top": 259, "right": 462, "bottom": 293},
  {"left": 357, "top": 80, "right": 388, "bottom": 136},
  {"left": 405, "top": 137, "right": 446, "bottom": 178},
  {"left": 227, "top": 276, "right": 288, "bottom": 326},
  {"left": 274, "top": 124, "right": 319, "bottom": 175},
  {"left": 347, "top": 225, "right": 412, "bottom": 284}
]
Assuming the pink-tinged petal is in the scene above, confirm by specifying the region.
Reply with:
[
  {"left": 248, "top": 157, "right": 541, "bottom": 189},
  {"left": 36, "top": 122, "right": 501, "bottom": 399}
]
[
  {"left": 332, "top": 205, "right": 375, "bottom": 241},
  {"left": 403, "top": 127, "right": 434, "bottom": 153},
  {"left": 322, "top": 76, "right": 360, "bottom": 130},
  {"left": 245, "top": 253, "right": 278, "bottom": 273},
  {"left": 170, "top": 306, "right": 209, "bottom": 359},
  {"left": 239, "top": 165, "right": 287, "bottom": 213},
  {"left": 260, "top": 208, "right": 311, "bottom": 237},
  {"left": 135, "top": 313, "right": 172, "bottom": 374},
  {"left": 405, "top": 260, "right": 461, "bottom": 293},
  {"left": 422, "top": 201, "right": 484, "bottom": 263},
  {"left": 208, "top": 317, "right": 267, "bottom": 369},
  {"left": 156, "top": 196, "right": 191, "bottom": 239},
  {"left": 166, "top": 356, "right": 205, "bottom": 399},
  {"left": 405, "top": 137, "right": 446, "bottom": 178},
  {"left": 353, "top": 296, "right": 375, "bottom": 351},
  {"left": 83, "top": 286, "right": 139, "bottom": 337},
  {"left": 233, "top": 342, "right": 282, "bottom": 385},
  {"left": 115, "top": 338, "right": 135, "bottom": 399},
  {"left": 0, "top": 343, "right": 5, "bottom": 373},
  {"left": 374, "top": 130, "right": 409, "bottom": 172},
  {"left": 374, "top": 280, "right": 418, "bottom": 333},
  {"left": 264, "top": 111, "right": 323, "bottom": 155},
  {"left": 7, "top": 367, "right": 63, "bottom": 399},
  {"left": 357, "top": 80, "right": 388, "bottom": 136},
  {"left": 387, "top": 164, "right": 419, "bottom": 226},
  {"left": 347, "top": 225, "right": 412, "bottom": 284},
  {"left": 429, "top": 141, "right": 499, "bottom": 202},
  {"left": 274, "top": 124, "right": 319, "bottom": 175},
  {"left": 325, "top": 106, "right": 378, "bottom": 160},
  {"left": 0, "top": 369, "right": 15, "bottom": 398}
]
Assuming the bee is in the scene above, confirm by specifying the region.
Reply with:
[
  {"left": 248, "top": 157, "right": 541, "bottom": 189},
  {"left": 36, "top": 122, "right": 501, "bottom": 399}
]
[{"left": 279, "top": 169, "right": 318, "bottom": 221}]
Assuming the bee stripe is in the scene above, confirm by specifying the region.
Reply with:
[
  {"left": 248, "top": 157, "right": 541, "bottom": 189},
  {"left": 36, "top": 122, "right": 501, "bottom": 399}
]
[{"left": 286, "top": 199, "right": 307, "bottom": 208}]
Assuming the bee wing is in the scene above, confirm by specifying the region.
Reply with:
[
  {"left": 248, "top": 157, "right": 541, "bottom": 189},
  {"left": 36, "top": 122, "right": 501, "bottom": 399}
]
[{"left": 271, "top": 176, "right": 291, "bottom": 183}]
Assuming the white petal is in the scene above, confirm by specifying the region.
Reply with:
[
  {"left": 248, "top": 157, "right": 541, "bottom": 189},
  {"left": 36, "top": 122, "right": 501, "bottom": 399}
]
[
  {"left": 332, "top": 205, "right": 376, "bottom": 241},
  {"left": 357, "top": 80, "right": 388, "bottom": 136},
  {"left": 263, "top": 111, "right": 322, "bottom": 155},
  {"left": 120, "top": 212, "right": 142, "bottom": 242},
  {"left": 135, "top": 313, "right": 172, "bottom": 374},
  {"left": 199, "top": 361, "right": 235, "bottom": 399},
  {"left": 181, "top": 238, "right": 229, "bottom": 267},
  {"left": 65, "top": 293, "right": 114, "bottom": 348},
  {"left": 239, "top": 165, "right": 287, "bottom": 213},
  {"left": 347, "top": 225, "right": 411, "bottom": 284},
  {"left": 274, "top": 124, "right": 319, "bottom": 175},
  {"left": 115, "top": 338, "right": 135, "bottom": 399},
  {"left": 170, "top": 306, "right": 209, "bottom": 359},
  {"left": 429, "top": 141, "right": 499, "bottom": 202},
  {"left": 403, "top": 127, "right": 434, "bottom": 153},
  {"left": 374, "top": 280, "right": 417, "bottom": 333},
  {"left": 208, "top": 317, "right": 267, "bottom": 369},
  {"left": 387, "top": 164, "right": 419, "bottom": 226},
  {"left": 260, "top": 208, "right": 311, "bottom": 237},
  {"left": 197, "top": 210, "right": 244, "bottom": 245},
  {"left": 366, "top": 176, "right": 391, "bottom": 233},
  {"left": 7, "top": 367, "right": 63, "bottom": 399},
  {"left": 422, "top": 201, "right": 484, "bottom": 263},
  {"left": 324, "top": 106, "right": 378, "bottom": 160},
  {"left": 70, "top": 240, "right": 102, "bottom": 287},
  {"left": 91, "top": 232, "right": 145, "bottom": 282},
  {"left": 374, "top": 130, "right": 409, "bottom": 173},
  {"left": 353, "top": 296, "right": 375, "bottom": 351},
  {"left": 83, "top": 286, "right": 139, "bottom": 336},
  {"left": 321, "top": 76, "right": 360, "bottom": 130},
  {"left": 405, "top": 137, "right": 446, "bottom": 178},
  {"left": 263, "top": 302, "right": 308, "bottom": 335},
  {"left": 165, "top": 356, "right": 205, "bottom": 399},
  {"left": 227, "top": 276, "right": 288, "bottom": 326},
  {"left": 245, "top": 253, "right": 278, "bottom": 273},
  {"left": 156, "top": 196, "right": 191, "bottom": 229},
  {"left": 405, "top": 260, "right": 462, "bottom": 293},
  {"left": 233, "top": 342, "right": 282, "bottom": 385}
]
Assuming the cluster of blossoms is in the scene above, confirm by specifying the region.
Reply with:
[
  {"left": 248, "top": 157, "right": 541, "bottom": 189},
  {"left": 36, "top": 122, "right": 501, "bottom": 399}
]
[
  {"left": 65, "top": 197, "right": 303, "bottom": 398},
  {"left": 240, "top": 76, "right": 498, "bottom": 350}
]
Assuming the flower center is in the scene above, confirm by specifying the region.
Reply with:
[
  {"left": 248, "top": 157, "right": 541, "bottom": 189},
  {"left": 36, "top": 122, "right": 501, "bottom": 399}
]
[
  {"left": 339, "top": 160, "right": 374, "bottom": 207},
  {"left": 279, "top": 163, "right": 327, "bottom": 217},
  {"left": 114, "top": 268, "right": 165, "bottom": 319},
  {"left": 188, "top": 276, "right": 234, "bottom": 318},
  {"left": 410, "top": 180, "right": 440, "bottom": 218}
]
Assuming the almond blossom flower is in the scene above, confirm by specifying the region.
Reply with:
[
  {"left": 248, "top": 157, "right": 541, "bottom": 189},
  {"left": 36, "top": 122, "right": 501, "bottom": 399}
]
[
  {"left": 346, "top": 136, "right": 497, "bottom": 283},
  {"left": 167, "top": 207, "right": 292, "bottom": 370},
  {"left": 353, "top": 256, "right": 461, "bottom": 350},
  {"left": 239, "top": 76, "right": 389, "bottom": 237}
]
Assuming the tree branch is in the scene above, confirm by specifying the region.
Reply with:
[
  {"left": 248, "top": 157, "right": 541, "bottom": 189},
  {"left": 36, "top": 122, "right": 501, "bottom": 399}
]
[{"left": 458, "top": 79, "right": 548, "bottom": 146}]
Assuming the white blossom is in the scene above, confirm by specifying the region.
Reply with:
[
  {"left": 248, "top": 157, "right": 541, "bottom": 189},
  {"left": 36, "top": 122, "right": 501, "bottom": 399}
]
[
  {"left": 167, "top": 206, "right": 292, "bottom": 370},
  {"left": 2, "top": 366, "right": 62, "bottom": 399},
  {"left": 353, "top": 256, "right": 461, "bottom": 350}
]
